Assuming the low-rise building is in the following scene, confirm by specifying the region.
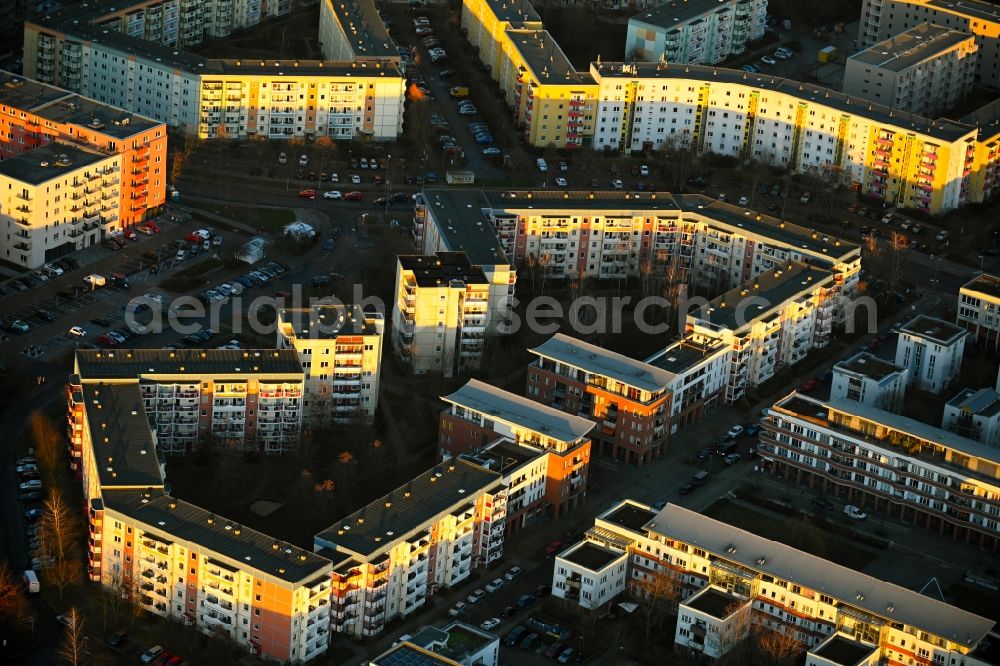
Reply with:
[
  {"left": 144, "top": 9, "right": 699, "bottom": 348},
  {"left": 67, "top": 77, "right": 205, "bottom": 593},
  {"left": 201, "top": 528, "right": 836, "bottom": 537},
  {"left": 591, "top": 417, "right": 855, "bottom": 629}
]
[
  {"left": 942, "top": 387, "right": 1000, "bottom": 447},
  {"left": 380, "top": 622, "right": 500, "bottom": 666},
  {"left": 895, "top": 315, "right": 968, "bottom": 394},
  {"left": 830, "top": 352, "right": 908, "bottom": 413},
  {"left": 526, "top": 333, "right": 671, "bottom": 466},
  {"left": 277, "top": 304, "right": 384, "bottom": 426},
  {"left": 0, "top": 142, "right": 119, "bottom": 269},
  {"left": 313, "top": 460, "right": 506, "bottom": 639},
  {"left": 843, "top": 23, "right": 978, "bottom": 117},
  {"left": 957, "top": 272, "right": 1000, "bottom": 347},
  {"left": 550, "top": 541, "right": 627, "bottom": 610},
  {"left": 625, "top": 0, "right": 767, "bottom": 65},
  {"left": 555, "top": 501, "right": 995, "bottom": 663},
  {"left": 391, "top": 253, "right": 503, "bottom": 377},
  {"left": 70, "top": 349, "right": 304, "bottom": 459},
  {"left": 0, "top": 71, "right": 167, "bottom": 234},
  {"left": 439, "top": 379, "right": 593, "bottom": 518},
  {"left": 761, "top": 392, "right": 1000, "bottom": 551}
]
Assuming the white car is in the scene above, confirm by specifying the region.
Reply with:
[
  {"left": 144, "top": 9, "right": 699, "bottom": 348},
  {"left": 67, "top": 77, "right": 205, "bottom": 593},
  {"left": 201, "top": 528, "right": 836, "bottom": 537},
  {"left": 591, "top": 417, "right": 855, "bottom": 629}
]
[
  {"left": 503, "top": 566, "right": 522, "bottom": 581},
  {"left": 727, "top": 424, "right": 744, "bottom": 438},
  {"left": 555, "top": 177, "right": 568, "bottom": 187},
  {"left": 140, "top": 646, "right": 164, "bottom": 664},
  {"left": 466, "top": 589, "right": 486, "bottom": 604},
  {"left": 44, "top": 263, "right": 64, "bottom": 276},
  {"left": 612, "top": 178, "right": 624, "bottom": 190},
  {"left": 278, "top": 152, "right": 287, "bottom": 164},
  {"left": 68, "top": 326, "right": 86, "bottom": 337},
  {"left": 351, "top": 174, "right": 362, "bottom": 184},
  {"left": 480, "top": 618, "right": 501, "bottom": 631},
  {"left": 298, "top": 154, "right": 308, "bottom": 166},
  {"left": 760, "top": 56, "right": 777, "bottom": 65},
  {"left": 19, "top": 479, "right": 42, "bottom": 491},
  {"left": 844, "top": 505, "right": 867, "bottom": 520},
  {"left": 447, "top": 601, "right": 466, "bottom": 617},
  {"left": 323, "top": 190, "right": 343, "bottom": 200},
  {"left": 639, "top": 165, "right": 649, "bottom": 177},
  {"left": 485, "top": 578, "right": 504, "bottom": 593},
  {"left": 330, "top": 173, "right": 339, "bottom": 182}
]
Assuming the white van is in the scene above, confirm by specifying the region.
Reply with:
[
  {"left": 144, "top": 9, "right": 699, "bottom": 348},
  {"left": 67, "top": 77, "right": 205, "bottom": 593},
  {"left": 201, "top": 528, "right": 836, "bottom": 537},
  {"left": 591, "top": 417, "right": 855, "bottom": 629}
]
[
  {"left": 23, "top": 570, "right": 39, "bottom": 593},
  {"left": 83, "top": 274, "right": 106, "bottom": 288},
  {"left": 536, "top": 158, "right": 548, "bottom": 173}
]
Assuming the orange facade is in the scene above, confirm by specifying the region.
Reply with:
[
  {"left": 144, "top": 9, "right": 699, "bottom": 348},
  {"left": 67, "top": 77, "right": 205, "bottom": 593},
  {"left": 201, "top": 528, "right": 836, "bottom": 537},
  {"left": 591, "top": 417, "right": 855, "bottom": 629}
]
[{"left": 0, "top": 96, "right": 166, "bottom": 229}]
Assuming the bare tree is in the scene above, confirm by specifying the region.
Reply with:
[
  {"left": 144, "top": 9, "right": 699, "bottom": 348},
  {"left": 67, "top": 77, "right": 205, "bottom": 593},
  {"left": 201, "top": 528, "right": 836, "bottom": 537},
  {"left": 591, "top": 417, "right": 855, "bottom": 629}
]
[
  {"left": 758, "top": 627, "right": 805, "bottom": 666},
  {"left": 41, "top": 489, "right": 75, "bottom": 562},
  {"left": 0, "top": 561, "right": 30, "bottom": 624},
  {"left": 30, "top": 411, "right": 63, "bottom": 482},
  {"left": 57, "top": 607, "right": 85, "bottom": 666},
  {"left": 660, "top": 133, "right": 696, "bottom": 191},
  {"left": 633, "top": 568, "right": 683, "bottom": 638},
  {"left": 717, "top": 600, "right": 754, "bottom": 661},
  {"left": 538, "top": 252, "right": 553, "bottom": 296}
]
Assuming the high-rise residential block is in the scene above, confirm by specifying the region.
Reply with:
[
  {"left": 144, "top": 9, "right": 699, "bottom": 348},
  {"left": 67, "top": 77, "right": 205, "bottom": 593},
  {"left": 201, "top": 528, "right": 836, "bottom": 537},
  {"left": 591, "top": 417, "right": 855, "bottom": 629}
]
[
  {"left": 626, "top": 0, "right": 767, "bottom": 65},
  {"left": 843, "top": 23, "right": 978, "bottom": 117},
  {"left": 277, "top": 304, "right": 384, "bottom": 425}
]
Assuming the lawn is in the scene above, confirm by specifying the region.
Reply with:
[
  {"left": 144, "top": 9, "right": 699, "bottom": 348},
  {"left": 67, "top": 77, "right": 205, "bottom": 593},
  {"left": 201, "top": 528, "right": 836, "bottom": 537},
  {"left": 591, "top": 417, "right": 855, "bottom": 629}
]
[
  {"left": 704, "top": 500, "right": 880, "bottom": 571},
  {"left": 184, "top": 201, "right": 296, "bottom": 233}
]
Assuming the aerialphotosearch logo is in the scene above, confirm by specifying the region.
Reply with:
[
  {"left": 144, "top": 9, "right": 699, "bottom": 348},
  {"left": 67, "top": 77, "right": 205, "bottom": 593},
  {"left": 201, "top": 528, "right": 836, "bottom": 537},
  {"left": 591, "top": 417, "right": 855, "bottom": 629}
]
[{"left": 123, "top": 282, "right": 880, "bottom": 340}]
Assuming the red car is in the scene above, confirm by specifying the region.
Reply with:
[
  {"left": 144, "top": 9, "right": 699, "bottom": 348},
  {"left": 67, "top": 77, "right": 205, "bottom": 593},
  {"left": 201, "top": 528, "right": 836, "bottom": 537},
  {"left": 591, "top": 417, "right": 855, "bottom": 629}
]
[
  {"left": 344, "top": 191, "right": 363, "bottom": 201},
  {"left": 800, "top": 378, "right": 818, "bottom": 392},
  {"left": 544, "top": 540, "right": 563, "bottom": 556},
  {"left": 125, "top": 230, "right": 139, "bottom": 241},
  {"left": 145, "top": 222, "right": 161, "bottom": 233},
  {"left": 297, "top": 189, "right": 316, "bottom": 199},
  {"left": 97, "top": 333, "right": 118, "bottom": 348}
]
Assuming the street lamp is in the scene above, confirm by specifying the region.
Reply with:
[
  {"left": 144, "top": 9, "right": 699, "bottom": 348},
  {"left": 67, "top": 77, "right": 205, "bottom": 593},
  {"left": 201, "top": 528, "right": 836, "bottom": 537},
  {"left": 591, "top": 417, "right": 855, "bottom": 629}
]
[{"left": 384, "top": 154, "right": 392, "bottom": 220}]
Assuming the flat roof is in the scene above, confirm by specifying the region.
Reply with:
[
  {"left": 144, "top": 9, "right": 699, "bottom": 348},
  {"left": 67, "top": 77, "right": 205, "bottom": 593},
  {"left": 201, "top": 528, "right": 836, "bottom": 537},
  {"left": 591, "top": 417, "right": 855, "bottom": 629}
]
[
  {"left": 695, "top": 262, "right": 834, "bottom": 333},
  {"left": 530, "top": 333, "right": 673, "bottom": 393},
  {"left": 458, "top": 437, "right": 543, "bottom": 476},
  {"left": 648, "top": 504, "right": 995, "bottom": 645},
  {"left": 420, "top": 190, "right": 510, "bottom": 267},
  {"left": 0, "top": 142, "right": 109, "bottom": 185},
  {"left": 322, "top": 0, "right": 398, "bottom": 59},
  {"left": 588, "top": 62, "right": 977, "bottom": 143},
  {"left": 778, "top": 392, "right": 1000, "bottom": 466},
  {"left": 371, "top": 643, "right": 461, "bottom": 666},
  {"left": 82, "top": 383, "right": 163, "bottom": 490},
  {"left": 812, "top": 634, "right": 878, "bottom": 665},
  {"left": 900, "top": 314, "right": 968, "bottom": 345},
  {"left": 560, "top": 541, "right": 623, "bottom": 571},
  {"left": 442, "top": 378, "right": 596, "bottom": 443},
  {"left": 926, "top": 0, "right": 1000, "bottom": 23},
  {"left": 646, "top": 336, "right": 728, "bottom": 377},
  {"left": 0, "top": 71, "right": 73, "bottom": 111},
  {"left": 75, "top": 349, "right": 303, "bottom": 380},
  {"left": 946, "top": 387, "right": 1000, "bottom": 417},
  {"left": 397, "top": 252, "right": 490, "bottom": 288},
  {"left": 314, "top": 460, "right": 502, "bottom": 557},
  {"left": 279, "top": 304, "right": 381, "bottom": 339},
  {"left": 849, "top": 23, "right": 974, "bottom": 73},
  {"left": 684, "top": 586, "right": 744, "bottom": 619},
  {"left": 630, "top": 0, "right": 735, "bottom": 30},
  {"left": 834, "top": 352, "right": 904, "bottom": 381},
  {"left": 417, "top": 622, "right": 497, "bottom": 662},
  {"left": 602, "top": 501, "right": 657, "bottom": 532},
  {"left": 205, "top": 58, "right": 402, "bottom": 77},
  {"left": 505, "top": 30, "right": 595, "bottom": 85},
  {"left": 961, "top": 272, "right": 1000, "bottom": 300},
  {"left": 482, "top": 0, "right": 540, "bottom": 24},
  {"left": 102, "top": 491, "right": 331, "bottom": 584},
  {"left": 31, "top": 91, "right": 161, "bottom": 139}
]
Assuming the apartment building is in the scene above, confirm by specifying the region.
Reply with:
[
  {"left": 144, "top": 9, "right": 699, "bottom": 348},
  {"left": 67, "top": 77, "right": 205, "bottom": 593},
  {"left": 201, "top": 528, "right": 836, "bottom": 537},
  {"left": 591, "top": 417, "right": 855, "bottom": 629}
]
[
  {"left": 687, "top": 261, "right": 840, "bottom": 402},
  {"left": 843, "top": 23, "right": 978, "bottom": 117},
  {"left": 551, "top": 540, "right": 628, "bottom": 610},
  {"left": 439, "top": 379, "right": 593, "bottom": 518},
  {"left": 415, "top": 190, "right": 861, "bottom": 294},
  {"left": 277, "top": 304, "right": 384, "bottom": 425},
  {"left": 645, "top": 336, "right": 730, "bottom": 430},
  {"left": 625, "top": 0, "right": 767, "bottom": 65},
  {"left": 73, "top": 379, "right": 334, "bottom": 664},
  {"left": 461, "top": 0, "right": 541, "bottom": 77},
  {"left": 319, "top": 0, "right": 400, "bottom": 62},
  {"left": 391, "top": 252, "right": 513, "bottom": 377},
  {"left": 830, "top": 351, "right": 908, "bottom": 413},
  {"left": 526, "top": 333, "right": 672, "bottom": 466},
  {"left": 0, "top": 71, "right": 167, "bottom": 232},
  {"left": 70, "top": 349, "right": 304, "bottom": 459},
  {"left": 942, "top": 387, "right": 1000, "bottom": 447},
  {"left": 957, "top": 272, "right": 1000, "bottom": 347},
  {"left": 857, "top": 0, "right": 1000, "bottom": 89},
  {"left": 459, "top": 437, "right": 548, "bottom": 535},
  {"left": 377, "top": 622, "right": 500, "bottom": 666},
  {"left": 0, "top": 143, "right": 119, "bottom": 269},
  {"left": 313, "top": 460, "right": 506, "bottom": 639},
  {"left": 554, "top": 501, "right": 996, "bottom": 664},
  {"left": 23, "top": 2, "right": 405, "bottom": 140},
  {"left": 588, "top": 62, "right": 984, "bottom": 213},
  {"left": 762, "top": 392, "right": 1000, "bottom": 552},
  {"left": 895, "top": 314, "right": 968, "bottom": 394}
]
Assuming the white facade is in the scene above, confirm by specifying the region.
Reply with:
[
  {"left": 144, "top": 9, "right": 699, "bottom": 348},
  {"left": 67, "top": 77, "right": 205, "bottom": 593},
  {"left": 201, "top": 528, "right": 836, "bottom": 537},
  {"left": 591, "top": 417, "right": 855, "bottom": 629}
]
[
  {"left": 831, "top": 352, "right": 908, "bottom": 413},
  {"left": 551, "top": 541, "right": 628, "bottom": 610},
  {"left": 957, "top": 273, "right": 1000, "bottom": 347},
  {"left": 626, "top": 0, "right": 767, "bottom": 65},
  {"left": 942, "top": 387, "right": 1000, "bottom": 448},
  {"left": 0, "top": 143, "right": 119, "bottom": 269},
  {"left": 895, "top": 315, "right": 968, "bottom": 394},
  {"left": 645, "top": 337, "right": 730, "bottom": 429},
  {"left": 277, "top": 306, "right": 384, "bottom": 426},
  {"left": 843, "top": 23, "right": 978, "bottom": 118},
  {"left": 675, "top": 586, "right": 753, "bottom": 659}
]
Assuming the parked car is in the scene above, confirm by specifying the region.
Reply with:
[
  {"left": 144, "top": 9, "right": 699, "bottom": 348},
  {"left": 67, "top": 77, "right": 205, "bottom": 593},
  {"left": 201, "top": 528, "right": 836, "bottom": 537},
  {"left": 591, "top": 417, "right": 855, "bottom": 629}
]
[
  {"left": 504, "top": 566, "right": 522, "bottom": 581},
  {"left": 9, "top": 320, "right": 29, "bottom": 334},
  {"left": 558, "top": 647, "right": 576, "bottom": 664},
  {"left": 516, "top": 594, "right": 535, "bottom": 608},
  {"left": 480, "top": 618, "right": 501, "bottom": 631},
  {"left": 811, "top": 497, "right": 835, "bottom": 511},
  {"left": 448, "top": 601, "right": 467, "bottom": 617},
  {"left": 485, "top": 578, "right": 504, "bottom": 593},
  {"left": 800, "top": 377, "right": 818, "bottom": 392},
  {"left": 140, "top": 646, "right": 164, "bottom": 664},
  {"left": 844, "top": 505, "right": 867, "bottom": 520},
  {"left": 297, "top": 189, "right": 316, "bottom": 199},
  {"left": 504, "top": 627, "right": 527, "bottom": 647},
  {"left": 727, "top": 424, "right": 744, "bottom": 438},
  {"left": 323, "top": 190, "right": 342, "bottom": 200},
  {"left": 466, "top": 589, "right": 486, "bottom": 604},
  {"left": 545, "top": 540, "right": 563, "bottom": 556},
  {"left": 545, "top": 643, "right": 566, "bottom": 659},
  {"left": 519, "top": 632, "right": 539, "bottom": 650},
  {"left": 107, "top": 629, "right": 128, "bottom": 647}
]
